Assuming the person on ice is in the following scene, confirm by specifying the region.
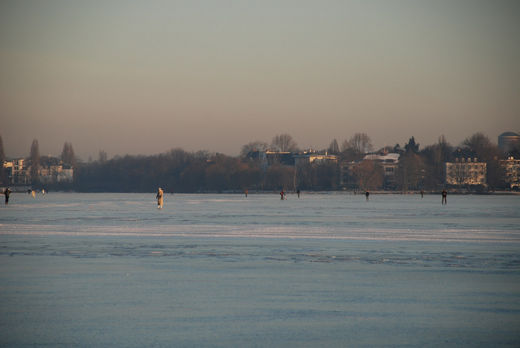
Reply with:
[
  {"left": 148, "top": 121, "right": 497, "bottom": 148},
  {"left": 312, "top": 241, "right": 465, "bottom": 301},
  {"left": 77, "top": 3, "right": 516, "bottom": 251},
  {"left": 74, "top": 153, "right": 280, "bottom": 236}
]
[
  {"left": 4, "top": 187, "right": 11, "bottom": 205},
  {"left": 156, "top": 187, "right": 164, "bottom": 209}
]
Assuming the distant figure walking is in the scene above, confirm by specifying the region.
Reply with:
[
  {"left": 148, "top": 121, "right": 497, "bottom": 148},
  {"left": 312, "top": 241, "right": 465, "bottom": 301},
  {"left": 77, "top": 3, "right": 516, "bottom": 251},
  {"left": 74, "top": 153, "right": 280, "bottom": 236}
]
[
  {"left": 4, "top": 187, "right": 11, "bottom": 205},
  {"left": 420, "top": 190, "right": 424, "bottom": 198},
  {"left": 297, "top": 189, "right": 301, "bottom": 198},
  {"left": 280, "top": 189, "right": 285, "bottom": 200},
  {"left": 365, "top": 191, "right": 370, "bottom": 201},
  {"left": 156, "top": 187, "right": 164, "bottom": 209},
  {"left": 442, "top": 189, "right": 447, "bottom": 205}
]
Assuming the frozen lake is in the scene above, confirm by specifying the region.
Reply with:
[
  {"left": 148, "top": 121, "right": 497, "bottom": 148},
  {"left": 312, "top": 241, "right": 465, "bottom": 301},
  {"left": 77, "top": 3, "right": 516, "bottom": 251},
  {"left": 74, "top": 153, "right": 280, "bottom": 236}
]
[{"left": 1, "top": 192, "right": 520, "bottom": 347}]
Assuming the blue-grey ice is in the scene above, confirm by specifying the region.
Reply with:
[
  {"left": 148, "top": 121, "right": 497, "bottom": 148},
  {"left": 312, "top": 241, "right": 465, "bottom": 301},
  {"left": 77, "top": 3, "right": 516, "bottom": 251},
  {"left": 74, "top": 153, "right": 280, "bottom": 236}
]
[{"left": 1, "top": 193, "right": 519, "bottom": 347}]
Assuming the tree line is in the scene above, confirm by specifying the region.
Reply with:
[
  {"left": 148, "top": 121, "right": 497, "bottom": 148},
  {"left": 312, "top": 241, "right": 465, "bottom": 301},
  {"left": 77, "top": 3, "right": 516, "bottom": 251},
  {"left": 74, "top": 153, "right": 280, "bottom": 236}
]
[{"left": 1, "top": 132, "right": 518, "bottom": 192}]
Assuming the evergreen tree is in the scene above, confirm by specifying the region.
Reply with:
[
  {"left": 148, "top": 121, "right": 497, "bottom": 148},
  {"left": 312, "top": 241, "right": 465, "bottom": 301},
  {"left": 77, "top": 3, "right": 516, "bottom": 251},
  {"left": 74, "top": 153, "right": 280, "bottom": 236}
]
[
  {"left": 328, "top": 139, "right": 340, "bottom": 154},
  {"left": 404, "top": 136, "right": 419, "bottom": 153},
  {"left": 98, "top": 150, "right": 108, "bottom": 163},
  {"left": 61, "top": 142, "right": 76, "bottom": 167}
]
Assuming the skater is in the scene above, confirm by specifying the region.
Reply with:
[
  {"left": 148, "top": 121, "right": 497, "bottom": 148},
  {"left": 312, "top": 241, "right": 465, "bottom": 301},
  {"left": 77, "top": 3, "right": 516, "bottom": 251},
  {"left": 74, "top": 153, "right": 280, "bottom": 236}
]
[
  {"left": 280, "top": 189, "right": 285, "bottom": 200},
  {"left": 156, "top": 187, "right": 164, "bottom": 209},
  {"left": 297, "top": 189, "right": 300, "bottom": 198},
  {"left": 4, "top": 187, "right": 11, "bottom": 205},
  {"left": 365, "top": 191, "right": 370, "bottom": 201},
  {"left": 420, "top": 190, "right": 424, "bottom": 198},
  {"left": 441, "top": 189, "right": 447, "bottom": 205},
  {"left": 244, "top": 189, "right": 248, "bottom": 198}
]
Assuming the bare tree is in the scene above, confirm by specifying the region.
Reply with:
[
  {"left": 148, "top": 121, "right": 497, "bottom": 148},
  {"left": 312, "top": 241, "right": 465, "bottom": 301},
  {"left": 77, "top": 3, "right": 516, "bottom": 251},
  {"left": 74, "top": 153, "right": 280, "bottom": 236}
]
[
  {"left": 340, "top": 133, "right": 373, "bottom": 161},
  {"left": 30, "top": 139, "right": 40, "bottom": 183},
  {"left": 341, "top": 133, "right": 373, "bottom": 155},
  {"left": 421, "top": 135, "right": 453, "bottom": 189},
  {"left": 352, "top": 160, "right": 383, "bottom": 191},
  {"left": 264, "top": 163, "right": 295, "bottom": 190},
  {"left": 0, "top": 134, "right": 5, "bottom": 164},
  {"left": 397, "top": 152, "right": 425, "bottom": 191},
  {"left": 271, "top": 134, "right": 298, "bottom": 152},
  {"left": 462, "top": 132, "right": 501, "bottom": 189},
  {"left": 462, "top": 132, "right": 497, "bottom": 161},
  {"left": 240, "top": 141, "right": 269, "bottom": 158}
]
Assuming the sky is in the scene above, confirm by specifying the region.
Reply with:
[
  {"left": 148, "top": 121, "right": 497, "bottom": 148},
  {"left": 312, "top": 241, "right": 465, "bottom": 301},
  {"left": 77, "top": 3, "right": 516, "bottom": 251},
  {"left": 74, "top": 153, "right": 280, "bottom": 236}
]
[{"left": 1, "top": 0, "right": 519, "bottom": 160}]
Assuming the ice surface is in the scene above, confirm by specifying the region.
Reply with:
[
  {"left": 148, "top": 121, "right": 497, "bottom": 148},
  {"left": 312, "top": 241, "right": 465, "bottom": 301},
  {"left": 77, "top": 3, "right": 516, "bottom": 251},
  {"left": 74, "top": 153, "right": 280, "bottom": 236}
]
[{"left": 0, "top": 193, "right": 519, "bottom": 346}]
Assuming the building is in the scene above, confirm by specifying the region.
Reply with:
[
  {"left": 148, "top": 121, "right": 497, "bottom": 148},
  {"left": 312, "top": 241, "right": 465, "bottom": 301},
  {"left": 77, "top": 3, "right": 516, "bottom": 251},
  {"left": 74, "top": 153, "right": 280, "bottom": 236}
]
[
  {"left": 3, "top": 159, "right": 30, "bottom": 185},
  {"left": 498, "top": 132, "right": 520, "bottom": 153},
  {"left": 294, "top": 152, "right": 338, "bottom": 167},
  {"left": 363, "top": 153, "right": 400, "bottom": 187},
  {"left": 57, "top": 167, "right": 74, "bottom": 183},
  {"left": 2, "top": 158, "right": 74, "bottom": 185},
  {"left": 445, "top": 158, "right": 487, "bottom": 186},
  {"left": 338, "top": 153, "right": 400, "bottom": 189},
  {"left": 500, "top": 156, "right": 520, "bottom": 189},
  {"left": 39, "top": 165, "right": 74, "bottom": 184},
  {"left": 264, "top": 151, "right": 294, "bottom": 166},
  {"left": 247, "top": 150, "right": 295, "bottom": 168}
]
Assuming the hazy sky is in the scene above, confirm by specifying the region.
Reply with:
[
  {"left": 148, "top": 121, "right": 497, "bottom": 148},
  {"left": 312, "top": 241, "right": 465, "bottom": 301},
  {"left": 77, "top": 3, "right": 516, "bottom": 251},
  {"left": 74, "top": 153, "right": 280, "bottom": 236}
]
[{"left": 1, "top": 0, "right": 519, "bottom": 160}]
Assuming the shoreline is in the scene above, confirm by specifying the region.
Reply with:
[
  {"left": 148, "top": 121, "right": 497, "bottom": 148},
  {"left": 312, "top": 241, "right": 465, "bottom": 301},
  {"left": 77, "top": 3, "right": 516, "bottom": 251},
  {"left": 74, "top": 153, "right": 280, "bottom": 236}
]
[{"left": 3, "top": 188, "right": 520, "bottom": 195}]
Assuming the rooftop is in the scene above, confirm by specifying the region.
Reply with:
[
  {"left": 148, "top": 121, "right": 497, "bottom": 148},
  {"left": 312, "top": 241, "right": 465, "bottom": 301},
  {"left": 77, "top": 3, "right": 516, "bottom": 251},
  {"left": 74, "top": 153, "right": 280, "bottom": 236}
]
[{"left": 499, "top": 131, "right": 519, "bottom": 137}]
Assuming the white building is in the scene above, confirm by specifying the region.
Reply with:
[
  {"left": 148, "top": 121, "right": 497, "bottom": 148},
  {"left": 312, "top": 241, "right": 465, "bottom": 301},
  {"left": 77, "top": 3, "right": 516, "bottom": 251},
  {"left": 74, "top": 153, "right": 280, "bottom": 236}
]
[
  {"left": 500, "top": 156, "right": 520, "bottom": 189},
  {"left": 39, "top": 165, "right": 74, "bottom": 184},
  {"left": 445, "top": 158, "right": 486, "bottom": 186},
  {"left": 339, "top": 153, "right": 400, "bottom": 189},
  {"left": 3, "top": 159, "right": 73, "bottom": 185},
  {"left": 3, "top": 159, "right": 30, "bottom": 185},
  {"left": 363, "top": 153, "right": 400, "bottom": 186}
]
